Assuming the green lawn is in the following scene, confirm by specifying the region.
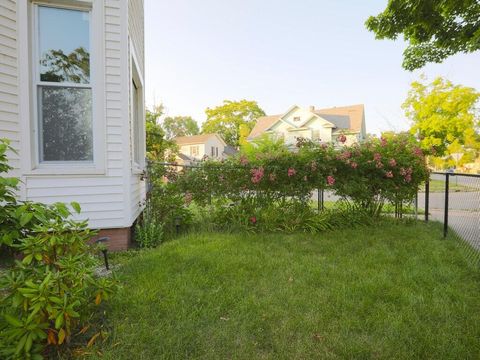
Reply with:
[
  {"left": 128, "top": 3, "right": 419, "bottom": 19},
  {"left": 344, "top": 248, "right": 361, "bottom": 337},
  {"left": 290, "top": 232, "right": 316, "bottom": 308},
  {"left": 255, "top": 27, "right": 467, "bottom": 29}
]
[
  {"left": 95, "top": 222, "right": 480, "bottom": 359},
  {"left": 420, "top": 179, "right": 475, "bottom": 193}
]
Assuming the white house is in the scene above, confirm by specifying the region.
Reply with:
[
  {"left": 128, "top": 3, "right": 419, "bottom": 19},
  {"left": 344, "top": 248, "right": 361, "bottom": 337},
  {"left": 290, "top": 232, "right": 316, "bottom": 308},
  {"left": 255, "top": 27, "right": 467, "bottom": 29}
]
[
  {"left": 0, "top": 0, "right": 146, "bottom": 250},
  {"left": 173, "top": 133, "right": 237, "bottom": 165},
  {"left": 248, "top": 104, "right": 366, "bottom": 147}
]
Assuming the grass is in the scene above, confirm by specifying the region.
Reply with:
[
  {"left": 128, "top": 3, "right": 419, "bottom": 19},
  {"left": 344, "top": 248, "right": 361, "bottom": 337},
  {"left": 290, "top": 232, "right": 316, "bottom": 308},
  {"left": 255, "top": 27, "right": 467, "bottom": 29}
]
[
  {"left": 420, "top": 179, "right": 475, "bottom": 193},
  {"left": 310, "top": 200, "right": 425, "bottom": 215},
  {"left": 94, "top": 222, "right": 480, "bottom": 359}
]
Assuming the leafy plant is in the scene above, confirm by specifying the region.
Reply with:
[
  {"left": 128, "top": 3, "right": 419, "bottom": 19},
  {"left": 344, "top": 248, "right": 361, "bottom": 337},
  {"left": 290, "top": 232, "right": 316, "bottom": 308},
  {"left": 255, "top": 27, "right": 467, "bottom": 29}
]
[
  {"left": 0, "top": 202, "right": 117, "bottom": 359},
  {"left": 135, "top": 204, "right": 164, "bottom": 248},
  {"left": 0, "top": 139, "right": 117, "bottom": 359}
]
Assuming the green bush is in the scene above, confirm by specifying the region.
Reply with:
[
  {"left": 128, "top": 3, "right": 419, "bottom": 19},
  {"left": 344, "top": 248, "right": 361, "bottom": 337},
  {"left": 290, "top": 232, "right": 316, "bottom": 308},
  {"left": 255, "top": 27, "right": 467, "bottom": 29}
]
[
  {"left": 134, "top": 204, "right": 164, "bottom": 248},
  {"left": 0, "top": 139, "right": 117, "bottom": 359},
  {"left": 176, "top": 133, "right": 429, "bottom": 217}
]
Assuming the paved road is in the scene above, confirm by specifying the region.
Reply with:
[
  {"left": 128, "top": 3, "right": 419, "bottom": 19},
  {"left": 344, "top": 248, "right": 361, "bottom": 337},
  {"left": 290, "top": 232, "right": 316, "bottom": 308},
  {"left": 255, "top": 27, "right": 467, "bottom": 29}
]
[
  {"left": 430, "top": 173, "right": 480, "bottom": 189},
  {"left": 429, "top": 209, "right": 479, "bottom": 250}
]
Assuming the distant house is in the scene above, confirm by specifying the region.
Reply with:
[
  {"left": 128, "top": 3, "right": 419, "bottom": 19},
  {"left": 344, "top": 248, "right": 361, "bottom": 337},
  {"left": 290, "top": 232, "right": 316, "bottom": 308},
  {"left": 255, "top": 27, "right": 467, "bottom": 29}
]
[
  {"left": 248, "top": 104, "right": 366, "bottom": 147},
  {"left": 0, "top": 1, "right": 146, "bottom": 250},
  {"left": 173, "top": 133, "right": 237, "bottom": 165}
]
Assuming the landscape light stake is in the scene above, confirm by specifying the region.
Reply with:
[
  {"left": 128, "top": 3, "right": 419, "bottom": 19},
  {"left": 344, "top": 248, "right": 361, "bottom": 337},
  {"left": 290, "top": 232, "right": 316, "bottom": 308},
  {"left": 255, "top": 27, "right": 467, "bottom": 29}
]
[
  {"left": 443, "top": 173, "right": 449, "bottom": 238},
  {"left": 175, "top": 217, "right": 181, "bottom": 235},
  {"left": 425, "top": 178, "right": 429, "bottom": 222},
  {"left": 95, "top": 237, "right": 110, "bottom": 270}
]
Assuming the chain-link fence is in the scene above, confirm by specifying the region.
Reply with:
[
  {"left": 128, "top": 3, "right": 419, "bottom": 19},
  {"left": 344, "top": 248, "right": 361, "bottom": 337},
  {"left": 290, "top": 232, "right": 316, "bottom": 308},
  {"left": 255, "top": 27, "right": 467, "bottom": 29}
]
[{"left": 419, "top": 172, "right": 480, "bottom": 266}]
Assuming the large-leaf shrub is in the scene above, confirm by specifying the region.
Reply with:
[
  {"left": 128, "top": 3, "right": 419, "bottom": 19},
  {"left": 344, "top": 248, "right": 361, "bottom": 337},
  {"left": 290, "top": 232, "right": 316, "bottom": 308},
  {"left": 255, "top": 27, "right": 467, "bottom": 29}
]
[{"left": 0, "top": 139, "right": 117, "bottom": 359}]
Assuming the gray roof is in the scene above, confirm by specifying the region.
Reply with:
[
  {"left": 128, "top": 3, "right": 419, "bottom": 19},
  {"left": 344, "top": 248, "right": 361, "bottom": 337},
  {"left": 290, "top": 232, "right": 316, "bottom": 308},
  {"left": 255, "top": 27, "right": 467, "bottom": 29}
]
[
  {"left": 316, "top": 114, "right": 351, "bottom": 129},
  {"left": 223, "top": 145, "right": 238, "bottom": 156}
]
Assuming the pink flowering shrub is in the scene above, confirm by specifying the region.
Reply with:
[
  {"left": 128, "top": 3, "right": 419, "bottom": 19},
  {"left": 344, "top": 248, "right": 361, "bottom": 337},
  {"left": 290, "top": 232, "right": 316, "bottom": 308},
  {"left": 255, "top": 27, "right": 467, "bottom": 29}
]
[{"left": 175, "top": 133, "right": 428, "bottom": 218}]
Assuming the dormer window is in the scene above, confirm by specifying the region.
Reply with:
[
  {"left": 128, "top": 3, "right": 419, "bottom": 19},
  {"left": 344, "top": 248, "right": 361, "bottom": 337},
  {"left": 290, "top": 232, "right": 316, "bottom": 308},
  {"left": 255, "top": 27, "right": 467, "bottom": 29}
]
[{"left": 293, "top": 116, "right": 301, "bottom": 122}]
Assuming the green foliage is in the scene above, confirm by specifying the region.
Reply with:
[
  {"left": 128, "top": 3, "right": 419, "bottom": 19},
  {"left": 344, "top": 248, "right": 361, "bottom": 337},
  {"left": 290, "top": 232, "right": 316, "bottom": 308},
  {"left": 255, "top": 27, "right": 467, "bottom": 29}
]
[
  {"left": 163, "top": 116, "right": 199, "bottom": 139},
  {"left": 134, "top": 204, "right": 164, "bottom": 248},
  {"left": 403, "top": 77, "right": 480, "bottom": 156},
  {"left": 0, "top": 203, "right": 117, "bottom": 359},
  {"left": 145, "top": 163, "right": 193, "bottom": 237},
  {"left": 145, "top": 105, "right": 178, "bottom": 161},
  {"left": 177, "top": 133, "right": 428, "bottom": 217},
  {"left": 194, "top": 200, "right": 373, "bottom": 234},
  {"left": 202, "top": 100, "right": 266, "bottom": 147},
  {"left": 0, "top": 138, "right": 117, "bottom": 359},
  {"left": 240, "top": 133, "right": 290, "bottom": 161},
  {"left": 366, "top": 0, "right": 480, "bottom": 70}
]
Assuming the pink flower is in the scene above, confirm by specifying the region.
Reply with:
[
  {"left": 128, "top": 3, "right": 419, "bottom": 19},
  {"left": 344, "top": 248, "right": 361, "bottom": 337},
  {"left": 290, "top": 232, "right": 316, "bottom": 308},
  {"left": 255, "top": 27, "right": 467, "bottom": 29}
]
[
  {"left": 376, "top": 162, "right": 384, "bottom": 169},
  {"left": 404, "top": 174, "right": 412, "bottom": 183},
  {"left": 250, "top": 167, "right": 264, "bottom": 184},
  {"left": 250, "top": 216, "right": 257, "bottom": 224},
  {"left": 288, "top": 168, "right": 296, "bottom": 177},
  {"left": 338, "top": 134, "right": 347, "bottom": 143},
  {"left": 326, "top": 175, "right": 335, "bottom": 186},
  {"left": 385, "top": 171, "right": 394, "bottom": 178},
  {"left": 374, "top": 153, "right": 382, "bottom": 162},
  {"left": 350, "top": 162, "right": 358, "bottom": 169},
  {"left": 337, "top": 151, "right": 352, "bottom": 161},
  {"left": 413, "top": 147, "right": 423, "bottom": 157},
  {"left": 380, "top": 137, "right": 388, "bottom": 147},
  {"left": 389, "top": 159, "right": 397, "bottom": 167},
  {"left": 269, "top": 173, "right": 276, "bottom": 182}
]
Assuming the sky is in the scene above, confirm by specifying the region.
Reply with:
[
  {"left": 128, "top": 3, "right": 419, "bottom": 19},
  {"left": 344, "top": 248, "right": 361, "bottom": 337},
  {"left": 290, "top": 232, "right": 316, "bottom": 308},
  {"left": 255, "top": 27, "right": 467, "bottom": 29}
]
[{"left": 145, "top": 0, "right": 480, "bottom": 135}]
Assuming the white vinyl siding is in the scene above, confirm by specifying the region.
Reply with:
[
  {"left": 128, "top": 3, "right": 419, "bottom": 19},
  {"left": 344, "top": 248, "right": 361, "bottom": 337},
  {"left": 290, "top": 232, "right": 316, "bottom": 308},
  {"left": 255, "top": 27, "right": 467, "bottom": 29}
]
[
  {"left": 0, "top": 0, "right": 146, "bottom": 230},
  {"left": 23, "top": 0, "right": 128, "bottom": 229},
  {"left": 0, "top": 0, "right": 20, "bottom": 178}
]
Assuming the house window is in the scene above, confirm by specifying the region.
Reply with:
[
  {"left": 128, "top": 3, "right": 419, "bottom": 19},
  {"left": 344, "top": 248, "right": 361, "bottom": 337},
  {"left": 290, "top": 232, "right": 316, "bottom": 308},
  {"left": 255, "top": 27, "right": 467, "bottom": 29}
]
[
  {"left": 132, "top": 79, "right": 141, "bottom": 165},
  {"left": 215, "top": 147, "right": 218, "bottom": 157},
  {"left": 35, "top": 5, "right": 93, "bottom": 162},
  {"left": 211, "top": 146, "right": 215, "bottom": 157},
  {"left": 190, "top": 145, "right": 199, "bottom": 157},
  {"left": 293, "top": 116, "right": 301, "bottom": 122}
]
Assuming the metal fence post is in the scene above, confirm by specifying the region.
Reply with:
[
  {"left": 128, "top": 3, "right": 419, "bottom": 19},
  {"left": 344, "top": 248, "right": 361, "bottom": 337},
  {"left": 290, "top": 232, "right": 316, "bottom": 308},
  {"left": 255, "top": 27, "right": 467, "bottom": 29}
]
[
  {"left": 414, "top": 192, "right": 418, "bottom": 220},
  {"left": 317, "top": 188, "right": 320, "bottom": 212},
  {"left": 443, "top": 173, "right": 449, "bottom": 238},
  {"left": 321, "top": 189, "right": 325, "bottom": 211},
  {"left": 425, "top": 177, "right": 429, "bottom": 222}
]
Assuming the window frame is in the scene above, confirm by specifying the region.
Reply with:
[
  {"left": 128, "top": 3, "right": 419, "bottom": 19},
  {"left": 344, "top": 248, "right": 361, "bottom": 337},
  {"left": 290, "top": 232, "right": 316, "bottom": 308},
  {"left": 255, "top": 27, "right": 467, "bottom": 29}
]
[
  {"left": 19, "top": 0, "right": 105, "bottom": 175},
  {"left": 190, "top": 145, "right": 199, "bottom": 157},
  {"left": 34, "top": 3, "right": 93, "bottom": 164},
  {"left": 130, "top": 41, "right": 145, "bottom": 173}
]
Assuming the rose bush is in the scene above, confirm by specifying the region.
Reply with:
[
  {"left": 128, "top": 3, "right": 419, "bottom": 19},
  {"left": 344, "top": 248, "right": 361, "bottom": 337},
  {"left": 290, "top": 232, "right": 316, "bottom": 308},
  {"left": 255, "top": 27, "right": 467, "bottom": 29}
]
[{"left": 174, "top": 133, "right": 428, "bottom": 217}]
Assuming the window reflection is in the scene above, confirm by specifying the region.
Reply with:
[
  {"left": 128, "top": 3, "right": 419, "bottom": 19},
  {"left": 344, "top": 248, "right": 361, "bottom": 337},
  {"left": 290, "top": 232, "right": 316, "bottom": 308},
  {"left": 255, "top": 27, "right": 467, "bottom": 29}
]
[{"left": 38, "top": 6, "right": 90, "bottom": 84}]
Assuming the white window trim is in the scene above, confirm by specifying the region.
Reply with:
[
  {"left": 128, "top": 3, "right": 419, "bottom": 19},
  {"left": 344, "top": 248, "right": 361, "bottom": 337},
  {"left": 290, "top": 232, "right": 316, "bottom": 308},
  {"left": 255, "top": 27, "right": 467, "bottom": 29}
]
[
  {"left": 19, "top": 0, "right": 106, "bottom": 176},
  {"left": 129, "top": 40, "right": 145, "bottom": 174}
]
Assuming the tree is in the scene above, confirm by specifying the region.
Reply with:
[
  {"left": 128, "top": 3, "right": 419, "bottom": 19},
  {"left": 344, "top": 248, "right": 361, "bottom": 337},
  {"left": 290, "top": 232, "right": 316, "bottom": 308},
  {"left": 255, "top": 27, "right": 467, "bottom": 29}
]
[
  {"left": 146, "top": 105, "right": 178, "bottom": 161},
  {"left": 202, "top": 100, "right": 266, "bottom": 147},
  {"left": 366, "top": 0, "right": 480, "bottom": 70},
  {"left": 403, "top": 77, "right": 479, "bottom": 156},
  {"left": 163, "top": 116, "right": 199, "bottom": 139}
]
